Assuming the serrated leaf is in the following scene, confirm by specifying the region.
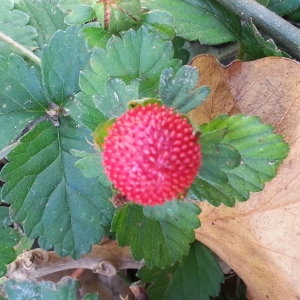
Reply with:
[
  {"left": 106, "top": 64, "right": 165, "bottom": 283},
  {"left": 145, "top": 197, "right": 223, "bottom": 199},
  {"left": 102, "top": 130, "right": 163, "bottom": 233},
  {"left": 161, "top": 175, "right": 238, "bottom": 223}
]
[
  {"left": 58, "top": 0, "right": 96, "bottom": 25},
  {"left": 142, "top": 0, "right": 241, "bottom": 44},
  {"left": 76, "top": 26, "right": 180, "bottom": 125},
  {"left": 238, "top": 21, "right": 290, "bottom": 61},
  {"left": 1, "top": 118, "right": 114, "bottom": 259},
  {"left": 42, "top": 25, "right": 91, "bottom": 105},
  {"left": 0, "top": 227, "right": 19, "bottom": 277},
  {"left": 138, "top": 241, "right": 223, "bottom": 300},
  {"left": 159, "top": 66, "right": 210, "bottom": 113},
  {"left": 0, "top": 0, "right": 38, "bottom": 58},
  {"left": 0, "top": 54, "right": 48, "bottom": 151},
  {"left": 16, "top": 0, "right": 68, "bottom": 55},
  {"left": 70, "top": 149, "right": 111, "bottom": 187},
  {"left": 111, "top": 201, "right": 201, "bottom": 268},
  {"left": 190, "top": 114, "right": 289, "bottom": 207},
  {"left": 0, "top": 207, "right": 12, "bottom": 227},
  {"left": 84, "top": 26, "right": 180, "bottom": 97},
  {"left": 4, "top": 276, "right": 100, "bottom": 300}
]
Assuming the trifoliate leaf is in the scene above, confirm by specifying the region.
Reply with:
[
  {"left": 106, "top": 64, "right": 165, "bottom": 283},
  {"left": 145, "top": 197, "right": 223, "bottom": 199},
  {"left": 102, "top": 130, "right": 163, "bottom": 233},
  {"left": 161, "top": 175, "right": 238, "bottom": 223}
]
[
  {"left": 0, "top": 227, "right": 19, "bottom": 277},
  {"left": 238, "top": 21, "right": 290, "bottom": 61},
  {"left": 4, "top": 277, "right": 100, "bottom": 300},
  {"left": 16, "top": 0, "right": 68, "bottom": 55},
  {"left": 0, "top": 0, "right": 38, "bottom": 58},
  {"left": 138, "top": 241, "right": 223, "bottom": 300},
  {"left": 1, "top": 118, "right": 114, "bottom": 259},
  {"left": 141, "top": 0, "right": 241, "bottom": 44},
  {"left": 190, "top": 114, "right": 289, "bottom": 207},
  {"left": 111, "top": 201, "right": 201, "bottom": 268},
  {"left": 70, "top": 149, "right": 111, "bottom": 187},
  {"left": 58, "top": 0, "right": 96, "bottom": 25},
  {"left": 0, "top": 207, "right": 12, "bottom": 227},
  {"left": 159, "top": 66, "right": 210, "bottom": 114},
  {"left": 0, "top": 54, "right": 48, "bottom": 151},
  {"left": 42, "top": 25, "right": 91, "bottom": 105}
]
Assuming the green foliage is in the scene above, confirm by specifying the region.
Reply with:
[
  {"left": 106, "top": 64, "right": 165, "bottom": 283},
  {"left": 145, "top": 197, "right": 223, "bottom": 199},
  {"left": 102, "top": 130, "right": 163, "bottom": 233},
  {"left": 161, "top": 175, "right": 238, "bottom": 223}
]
[
  {"left": 0, "top": 221, "right": 19, "bottom": 277},
  {"left": 0, "top": 0, "right": 38, "bottom": 58},
  {"left": 0, "top": 54, "right": 47, "bottom": 150},
  {"left": 0, "top": 0, "right": 294, "bottom": 297},
  {"left": 15, "top": 0, "right": 68, "bottom": 54},
  {"left": 141, "top": 0, "right": 242, "bottom": 44},
  {"left": 159, "top": 65, "right": 210, "bottom": 113},
  {"left": 190, "top": 114, "right": 289, "bottom": 207},
  {"left": 238, "top": 21, "right": 290, "bottom": 61},
  {"left": 0, "top": 207, "right": 12, "bottom": 228},
  {"left": 138, "top": 241, "right": 224, "bottom": 300},
  {"left": 111, "top": 201, "right": 200, "bottom": 268},
  {"left": 1, "top": 119, "right": 114, "bottom": 259},
  {"left": 257, "top": 0, "right": 300, "bottom": 15},
  {"left": 4, "top": 277, "right": 100, "bottom": 300},
  {"left": 41, "top": 25, "right": 90, "bottom": 105}
]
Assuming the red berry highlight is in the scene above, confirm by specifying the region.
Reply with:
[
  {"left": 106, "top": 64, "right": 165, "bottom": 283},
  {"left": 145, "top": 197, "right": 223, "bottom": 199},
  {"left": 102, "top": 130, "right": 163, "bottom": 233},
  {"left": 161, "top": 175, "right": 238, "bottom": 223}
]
[{"left": 102, "top": 104, "right": 201, "bottom": 206}]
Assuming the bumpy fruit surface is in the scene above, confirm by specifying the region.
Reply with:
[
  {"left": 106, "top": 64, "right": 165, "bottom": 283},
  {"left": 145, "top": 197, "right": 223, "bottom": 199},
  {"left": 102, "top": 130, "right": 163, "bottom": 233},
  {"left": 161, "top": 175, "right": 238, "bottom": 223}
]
[{"left": 103, "top": 104, "right": 201, "bottom": 206}]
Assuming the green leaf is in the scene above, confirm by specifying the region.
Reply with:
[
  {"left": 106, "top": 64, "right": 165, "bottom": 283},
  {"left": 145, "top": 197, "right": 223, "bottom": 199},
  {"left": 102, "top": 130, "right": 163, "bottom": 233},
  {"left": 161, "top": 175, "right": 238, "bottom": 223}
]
[
  {"left": 0, "top": 0, "right": 38, "bottom": 58},
  {"left": 159, "top": 66, "right": 210, "bottom": 114},
  {"left": 141, "top": 11, "right": 176, "bottom": 39},
  {"left": 41, "top": 25, "right": 91, "bottom": 105},
  {"left": 93, "top": 0, "right": 141, "bottom": 33},
  {"left": 238, "top": 21, "right": 290, "bottom": 61},
  {"left": 4, "top": 276, "right": 100, "bottom": 300},
  {"left": 93, "top": 79, "right": 140, "bottom": 118},
  {"left": 141, "top": 0, "right": 241, "bottom": 44},
  {"left": 58, "top": 0, "right": 96, "bottom": 25},
  {"left": 84, "top": 26, "right": 179, "bottom": 96},
  {"left": 1, "top": 118, "right": 114, "bottom": 259},
  {"left": 65, "top": 92, "right": 107, "bottom": 131},
  {"left": 16, "top": 0, "right": 68, "bottom": 55},
  {"left": 111, "top": 200, "right": 201, "bottom": 268},
  {"left": 0, "top": 207, "right": 12, "bottom": 227},
  {"left": 190, "top": 114, "right": 289, "bottom": 207},
  {"left": 138, "top": 241, "right": 223, "bottom": 300},
  {"left": 70, "top": 149, "right": 111, "bottom": 187},
  {"left": 0, "top": 54, "right": 48, "bottom": 151},
  {"left": 256, "top": 0, "right": 300, "bottom": 15},
  {"left": 76, "top": 26, "right": 180, "bottom": 125},
  {"left": 286, "top": 6, "right": 300, "bottom": 20},
  {"left": 0, "top": 227, "right": 19, "bottom": 277},
  {"left": 80, "top": 23, "right": 112, "bottom": 49}
]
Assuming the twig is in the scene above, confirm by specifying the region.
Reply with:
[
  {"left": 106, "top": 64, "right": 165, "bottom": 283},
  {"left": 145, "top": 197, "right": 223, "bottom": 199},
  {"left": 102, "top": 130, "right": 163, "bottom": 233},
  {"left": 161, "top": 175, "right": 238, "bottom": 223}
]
[
  {"left": 0, "top": 31, "right": 41, "bottom": 65},
  {"left": 215, "top": 0, "right": 300, "bottom": 60},
  {"left": 5, "top": 241, "right": 143, "bottom": 281}
]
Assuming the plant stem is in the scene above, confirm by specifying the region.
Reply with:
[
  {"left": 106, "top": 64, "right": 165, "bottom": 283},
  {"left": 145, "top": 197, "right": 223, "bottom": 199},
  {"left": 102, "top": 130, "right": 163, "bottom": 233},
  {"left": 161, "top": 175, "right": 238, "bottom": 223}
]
[
  {"left": 215, "top": 0, "right": 300, "bottom": 60},
  {"left": 0, "top": 31, "right": 41, "bottom": 65}
]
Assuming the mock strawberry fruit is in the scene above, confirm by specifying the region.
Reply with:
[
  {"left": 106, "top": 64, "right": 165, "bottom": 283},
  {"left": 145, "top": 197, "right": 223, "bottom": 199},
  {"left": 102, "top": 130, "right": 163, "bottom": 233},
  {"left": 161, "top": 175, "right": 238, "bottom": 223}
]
[{"left": 102, "top": 104, "right": 201, "bottom": 206}]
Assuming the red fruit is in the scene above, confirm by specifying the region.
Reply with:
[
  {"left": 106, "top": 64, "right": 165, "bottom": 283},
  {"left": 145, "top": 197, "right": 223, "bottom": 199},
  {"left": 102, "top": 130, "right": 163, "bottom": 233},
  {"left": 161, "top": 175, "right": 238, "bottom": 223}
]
[{"left": 103, "top": 104, "right": 201, "bottom": 206}]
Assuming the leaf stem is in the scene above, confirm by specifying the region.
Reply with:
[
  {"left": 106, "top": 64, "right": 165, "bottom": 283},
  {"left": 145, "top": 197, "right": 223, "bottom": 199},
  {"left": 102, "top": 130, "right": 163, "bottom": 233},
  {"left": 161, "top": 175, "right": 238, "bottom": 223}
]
[
  {"left": 215, "top": 0, "right": 300, "bottom": 60},
  {"left": 0, "top": 31, "right": 41, "bottom": 65}
]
